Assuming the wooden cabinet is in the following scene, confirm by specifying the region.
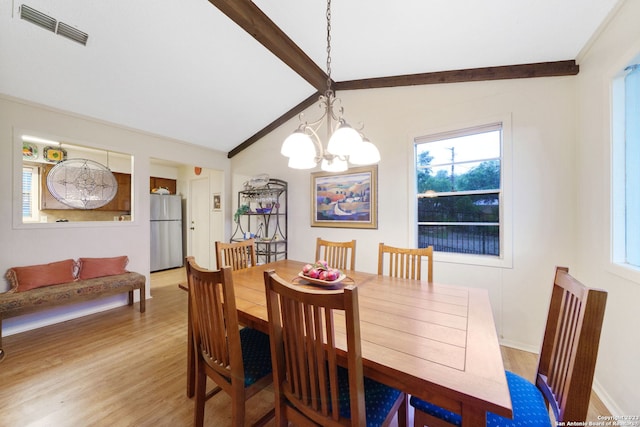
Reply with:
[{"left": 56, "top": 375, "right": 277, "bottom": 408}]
[
  {"left": 41, "top": 164, "right": 131, "bottom": 211},
  {"left": 150, "top": 177, "right": 177, "bottom": 195},
  {"left": 41, "top": 164, "right": 69, "bottom": 209},
  {"left": 99, "top": 172, "right": 131, "bottom": 211}
]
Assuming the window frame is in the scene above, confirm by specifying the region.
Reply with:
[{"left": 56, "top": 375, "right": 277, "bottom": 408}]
[
  {"left": 610, "top": 58, "right": 640, "bottom": 284},
  {"left": 409, "top": 116, "right": 513, "bottom": 268},
  {"left": 22, "top": 164, "right": 40, "bottom": 222}
]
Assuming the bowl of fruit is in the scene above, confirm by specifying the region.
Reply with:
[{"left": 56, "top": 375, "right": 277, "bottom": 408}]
[{"left": 298, "top": 260, "right": 346, "bottom": 287}]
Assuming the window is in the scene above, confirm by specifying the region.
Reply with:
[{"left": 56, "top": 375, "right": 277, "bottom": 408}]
[
  {"left": 22, "top": 165, "right": 39, "bottom": 222},
  {"left": 415, "top": 123, "right": 502, "bottom": 256},
  {"left": 612, "top": 62, "right": 640, "bottom": 273}
]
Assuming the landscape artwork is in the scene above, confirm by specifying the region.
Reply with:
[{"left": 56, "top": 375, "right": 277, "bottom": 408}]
[{"left": 311, "top": 165, "right": 377, "bottom": 229}]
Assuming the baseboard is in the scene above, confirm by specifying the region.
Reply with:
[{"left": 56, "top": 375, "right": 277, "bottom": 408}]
[
  {"left": 499, "top": 338, "right": 540, "bottom": 354},
  {"left": 592, "top": 377, "right": 621, "bottom": 416}
]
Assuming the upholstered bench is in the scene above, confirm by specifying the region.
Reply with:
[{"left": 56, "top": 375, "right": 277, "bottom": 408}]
[{"left": 0, "top": 257, "right": 145, "bottom": 362}]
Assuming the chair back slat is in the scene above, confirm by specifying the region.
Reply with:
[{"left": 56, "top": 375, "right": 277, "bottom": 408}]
[
  {"left": 378, "top": 243, "right": 433, "bottom": 282},
  {"left": 536, "top": 267, "right": 607, "bottom": 422},
  {"left": 315, "top": 238, "right": 357, "bottom": 271},
  {"left": 215, "top": 239, "right": 257, "bottom": 270},
  {"left": 264, "top": 269, "right": 366, "bottom": 426}
]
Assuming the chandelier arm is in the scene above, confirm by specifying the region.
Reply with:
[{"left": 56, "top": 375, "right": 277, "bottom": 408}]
[{"left": 302, "top": 125, "right": 326, "bottom": 162}]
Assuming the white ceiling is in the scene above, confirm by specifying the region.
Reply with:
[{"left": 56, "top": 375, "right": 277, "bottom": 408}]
[{"left": 0, "top": 0, "right": 620, "bottom": 154}]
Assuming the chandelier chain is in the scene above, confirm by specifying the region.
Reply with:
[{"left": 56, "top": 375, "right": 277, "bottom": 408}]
[{"left": 326, "top": 0, "right": 332, "bottom": 92}]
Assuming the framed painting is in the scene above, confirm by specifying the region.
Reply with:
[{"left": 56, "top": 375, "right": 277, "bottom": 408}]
[
  {"left": 212, "top": 193, "right": 221, "bottom": 211},
  {"left": 311, "top": 165, "right": 377, "bottom": 229}
]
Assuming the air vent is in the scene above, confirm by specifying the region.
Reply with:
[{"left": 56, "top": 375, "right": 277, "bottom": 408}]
[
  {"left": 20, "top": 4, "right": 56, "bottom": 32},
  {"left": 19, "top": 4, "right": 89, "bottom": 46},
  {"left": 56, "top": 22, "right": 88, "bottom": 45}
]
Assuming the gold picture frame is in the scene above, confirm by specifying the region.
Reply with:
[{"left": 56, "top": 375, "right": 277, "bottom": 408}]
[{"left": 311, "top": 165, "right": 377, "bottom": 229}]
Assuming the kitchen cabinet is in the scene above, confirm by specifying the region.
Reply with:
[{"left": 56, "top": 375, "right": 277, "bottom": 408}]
[
  {"left": 150, "top": 177, "right": 177, "bottom": 195},
  {"left": 231, "top": 179, "right": 287, "bottom": 264}
]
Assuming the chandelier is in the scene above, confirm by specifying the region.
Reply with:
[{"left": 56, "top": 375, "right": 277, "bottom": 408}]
[{"left": 280, "top": 0, "right": 380, "bottom": 172}]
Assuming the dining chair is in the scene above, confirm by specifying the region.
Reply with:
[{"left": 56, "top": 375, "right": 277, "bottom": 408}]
[
  {"left": 377, "top": 243, "right": 433, "bottom": 282},
  {"left": 185, "top": 256, "right": 274, "bottom": 427},
  {"left": 263, "top": 269, "right": 408, "bottom": 427},
  {"left": 216, "top": 238, "right": 257, "bottom": 270},
  {"left": 410, "top": 266, "right": 607, "bottom": 427},
  {"left": 315, "top": 237, "right": 357, "bottom": 271}
]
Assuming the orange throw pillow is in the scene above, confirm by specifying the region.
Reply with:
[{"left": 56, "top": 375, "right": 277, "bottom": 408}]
[
  {"left": 8, "top": 259, "right": 77, "bottom": 292},
  {"left": 77, "top": 256, "right": 129, "bottom": 280}
]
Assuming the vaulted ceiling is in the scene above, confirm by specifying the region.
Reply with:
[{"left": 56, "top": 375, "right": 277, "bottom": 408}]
[{"left": 0, "top": 0, "right": 620, "bottom": 157}]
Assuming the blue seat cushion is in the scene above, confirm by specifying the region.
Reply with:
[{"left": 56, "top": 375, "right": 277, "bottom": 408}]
[
  {"left": 336, "top": 365, "right": 403, "bottom": 427},
  {"left": 409, "top": 371, "right": 552, "bottom": 427},
  {"left": 239, "top": 327, "right": 272, "bottom": 387}
]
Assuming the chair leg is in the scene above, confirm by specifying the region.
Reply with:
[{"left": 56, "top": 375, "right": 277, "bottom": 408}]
[
  {"left": 231, "top": 389, "right": 245, "bottom": 427},
  {"left": 193, "top": 364, "right": 207, "bottom": 427},
  {"left": 398, "top": 394, "right": 408, "bottom": 427}
]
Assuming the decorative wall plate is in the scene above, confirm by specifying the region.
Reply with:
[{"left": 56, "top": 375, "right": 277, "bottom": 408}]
[
  {"left": 22, "top": 143, "right": 38, "bottom": 160},
  {"left": 43, "top": 146, "right": 67, "bottom": 163},
  {"left": 46, "top": 159, "right": 118, "bottom": 209}
]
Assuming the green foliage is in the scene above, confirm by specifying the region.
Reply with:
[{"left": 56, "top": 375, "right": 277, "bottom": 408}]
[{"left": 417, "top": 154, "right": 500, "bottom": 193}]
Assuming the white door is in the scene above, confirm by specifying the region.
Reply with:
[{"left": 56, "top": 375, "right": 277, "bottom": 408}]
[{"left": 189, "top": 177, "right": 211, "bottom": 268}]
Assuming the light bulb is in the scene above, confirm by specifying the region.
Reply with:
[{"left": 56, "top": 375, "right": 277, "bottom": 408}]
[
  {"left": 321, "top": 157, "right": 348, "bottom": 172},
  {"left": 281, "top": 130, "right": 313, "bottom": 157},
  {"left": 327, "top": 121, "right": 362, "bottom": 156},
  {"left": 349, "top": 137, "right": 380, "bottom": 165}
]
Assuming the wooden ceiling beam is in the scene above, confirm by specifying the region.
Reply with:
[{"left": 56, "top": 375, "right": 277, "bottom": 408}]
[
  {"left": 228, "top": 60, "right": 579, "bottom": 158},
  {"left": 208, "top": 0, "right": 329, "bottom": 92},
  {"left": 227, "top": 92, "right": 319, "bottom": 159},
  {"left": 335, "top": 60, "right": 579, "bottom": 90}
]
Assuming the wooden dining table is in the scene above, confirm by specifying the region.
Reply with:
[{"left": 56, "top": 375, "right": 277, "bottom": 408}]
[{"left": 182, "top": 259, "right": 512, "bottom": 427}]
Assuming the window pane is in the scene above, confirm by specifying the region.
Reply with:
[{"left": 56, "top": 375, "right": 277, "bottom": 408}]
[
  {"left": 418, "top": 224, "right": 499, "bottom": 255},
  {"left": 415, "top": 124, "right": 502, "bottom": 256},
  {"left": 22, "top": 167, "right": 33, "bottom": 219},
  {"left": 419, "top": 160, "right": 500, "bottom": 193},
  {"left": 418, "top": 193, "right": 499, "bottom": 223},
  {"left": 625, "top": 65, "right": 640, "bottom": 267}
]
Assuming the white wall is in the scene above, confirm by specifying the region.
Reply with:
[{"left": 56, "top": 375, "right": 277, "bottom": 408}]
[
  {"left": 0, "top": 95, "right": 230, "bottom": 335},
  {"left": 574, "top": 0, "right": 640, "bottom": 415},
  {"left": 231, "top": 75, "right": 578, "bottom": 354}
]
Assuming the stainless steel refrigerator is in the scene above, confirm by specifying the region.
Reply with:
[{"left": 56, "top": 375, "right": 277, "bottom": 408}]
[{"left": 150, "top": 194, "right": 183, "bottom": 272}]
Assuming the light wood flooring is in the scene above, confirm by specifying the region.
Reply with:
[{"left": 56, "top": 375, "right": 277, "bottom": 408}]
[{"left": 0, "top": 267, "right": 609, "bottom": 426}]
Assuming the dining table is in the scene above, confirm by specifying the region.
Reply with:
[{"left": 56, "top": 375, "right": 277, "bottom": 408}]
[{"left": 182, "top": 259, "right": 513, "bottom": 427}]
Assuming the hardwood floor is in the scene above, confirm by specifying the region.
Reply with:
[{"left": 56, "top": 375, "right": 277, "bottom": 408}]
[{"left": 0, "top": 267, "right": 609, "bottom": 426}]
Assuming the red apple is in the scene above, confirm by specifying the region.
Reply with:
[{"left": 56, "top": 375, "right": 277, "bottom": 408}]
[
  {"left": 302, "top": 264, "right": 313, "bottom": 274},
  {"left": 316, "top": 260, "right": 329, "bottom": 269},
  {"left": 307, "top": 268, "right": 320, "bottom": 279},
  {"left": 319, "top": 270, "right": 329, "bottom": 281}
]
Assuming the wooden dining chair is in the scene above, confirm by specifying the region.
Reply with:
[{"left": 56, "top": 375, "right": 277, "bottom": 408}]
[
  {"left": 315, "top": 237, "right": 357, "bottom": 271},
  {"left": 185, "top": 257, "right": 274, "bottom": 427},
  {"left": 215, "top": 238, "right": 257, "bottom": 270},
  {"left": 263, "top": 269, "right": 407, "bottom": 427},
  {"left": 410, "top": 266, "right": 607, "bottom": 426},
  {"left": 377, "top": 243, "right": 433, "bottom": 282}
]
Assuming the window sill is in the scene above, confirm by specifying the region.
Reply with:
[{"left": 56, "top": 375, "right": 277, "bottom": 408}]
[
  {"left": 434, "top": 251, "right": 513, "bottom": 269},
  {"left": 608, "top": 262, "right": 640, "bottom": 286}
]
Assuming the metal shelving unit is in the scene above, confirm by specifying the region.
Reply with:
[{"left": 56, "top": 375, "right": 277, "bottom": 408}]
[{"left": 231, "top": 179, "right": 287, "bottom": 264}]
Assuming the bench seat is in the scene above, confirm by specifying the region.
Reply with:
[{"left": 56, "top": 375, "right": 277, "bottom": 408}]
[{"left": 0, "top": 271, "right": 145, "bottom": 361}]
